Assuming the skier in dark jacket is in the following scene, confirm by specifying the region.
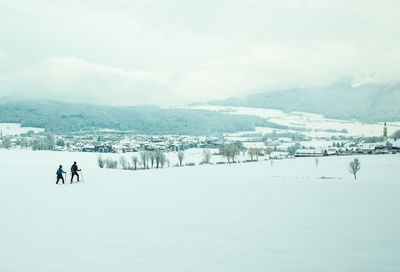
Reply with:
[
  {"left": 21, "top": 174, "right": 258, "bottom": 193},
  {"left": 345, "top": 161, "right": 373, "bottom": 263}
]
[
  {"left": 56, "top": 165, "right": 66, "bottom": 184},
  {"left": 70, "top": 161, "right": 81, "bottom": 183}
]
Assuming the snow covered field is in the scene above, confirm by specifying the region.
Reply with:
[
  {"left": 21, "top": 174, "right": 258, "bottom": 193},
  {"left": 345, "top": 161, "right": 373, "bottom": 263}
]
[
  {"left": 0, "top": 123, "right": 44, "bottom": 136},
  {"left": 183, "top": 105, "right": 400, "bottom": 138},
  {"left": 1, "top": 150, "right": 399, "bottom": 272}
]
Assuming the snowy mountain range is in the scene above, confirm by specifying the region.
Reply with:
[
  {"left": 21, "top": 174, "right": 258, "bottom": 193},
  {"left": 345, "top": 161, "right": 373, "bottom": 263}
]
[{"left": 208, "top": 82, "right": 400, "bottom": 122}]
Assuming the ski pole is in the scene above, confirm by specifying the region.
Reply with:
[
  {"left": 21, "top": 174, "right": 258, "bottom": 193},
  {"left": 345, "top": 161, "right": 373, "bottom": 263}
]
[
  {"left": 65, "top": 172, "right": 67, "bottom": 184},
  {"left": 80, "top": 170, "right": 84, "bottom": 182}
]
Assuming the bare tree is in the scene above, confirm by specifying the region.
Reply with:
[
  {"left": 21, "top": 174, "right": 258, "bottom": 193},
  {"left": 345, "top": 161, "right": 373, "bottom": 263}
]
[
  {"left": 177, "top": 150, "right": 184, "bottom": 166},
  {"left": 222, "top": 145, "right": 237, "bottom": 163},
  {"left": 32, "top": 136, "right": 42, "bottom": 150},
  {"left": 139, "top": 151, "right": 147, "bottom": 169},
  {"left": 202, "top": 148, "right": 212, "bottom": 164},
  {"left": 154, "top": 149, "right": 162, "bottom": 168},
  {"left": 248, "top": 148, "right": 256, "bottom": 161},
  {"left": 247, "top": 148, "right": 261, "bottom": 161},
  {"left": 264, "top": 147, "right": 272, "bottom": 159},
  {"left": 392, "top": 129, "right": 400, "bottom": 140},
  {"left": 148, "top": 151, "right": 155, "bottom": 168},
  {"left": 287, "top": 142, "right": 301, "bottom": 156},
  {"left": 131, "top": 155, "right": 138, "bottom": 170},
  {"left": 349, "top": 158, "right": 361, "bottom": 180},
  {"left": 44, "top": 134, "right": 55, "bottom": 150},
  {"left": 119, "top": 156, "right": 128, "bottom": 169},
  {"left": 19, "top": 138, "right": 29, "bottom": 148},
  {"left": 153, "top": 149, "right": 167, "bottom": 168},
  {"left": 230, "top": 145, "right": 238, "bottom": 163},
  {"left": 97, "top": 155, "right": 105, "bottom": 168},
  {"left": 233, "top": 141, "right": 244, "bottom": 155},
  {"left": 254, "top": 148, "right": 261, "bottom": 161},
  {"left": 105, "top": 158, "right": 118, "bottom": 169},
  {"left": 146, "top": 151, "right": 151, "bottom": 169},
  {"left": 160, "top": 152, "right": 166, "bottom": 168},
  {"left": 2, "top": 136, "right": 12, "bottom": 149},
  {"left": 222, "top": 145, "right": 231, "bottom": 163}
]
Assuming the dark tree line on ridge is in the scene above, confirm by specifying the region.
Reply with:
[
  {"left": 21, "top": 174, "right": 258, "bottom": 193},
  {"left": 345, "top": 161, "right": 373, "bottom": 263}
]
[{"left": 0, "top": 99, "right": 269, "bottom": 135}]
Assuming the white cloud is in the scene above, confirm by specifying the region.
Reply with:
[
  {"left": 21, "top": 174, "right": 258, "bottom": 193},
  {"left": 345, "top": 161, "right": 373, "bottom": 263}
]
[
  {"left": 0, "top": 0, "right": 400, "bottom": 105},
  {"left": 44, "top": 56, "right": 171, "bottom": 84},
  {"left": 1, "top": 56, "right": 175, "bottom": 105}
]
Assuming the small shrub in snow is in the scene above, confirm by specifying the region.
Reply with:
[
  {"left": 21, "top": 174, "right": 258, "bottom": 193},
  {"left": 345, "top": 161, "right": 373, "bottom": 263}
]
[{"left": 199, "top": 161, "right": 214, "bottom": 165}]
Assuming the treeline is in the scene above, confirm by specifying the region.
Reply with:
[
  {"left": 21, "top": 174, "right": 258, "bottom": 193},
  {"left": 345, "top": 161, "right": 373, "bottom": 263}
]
[
  {"left": 97, "top": 149, "right": 207, "bottom": 170},
  {"left": 96, "top": 145, "right": 275, "bottom": 171},
  {"left": 0, "top": 99, "right": 269, "bottom": 135},
  {"left": 1, "top": 134, "right": 57, "bottom": 150}
]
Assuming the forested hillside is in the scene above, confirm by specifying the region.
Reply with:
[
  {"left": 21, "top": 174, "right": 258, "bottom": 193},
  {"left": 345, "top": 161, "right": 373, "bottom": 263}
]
[
  {"left": 0, "top": 99, "right": 267, "bottom": 135},
  {"left": 210, "top": 82, "right": 400, "bottom": 122}
]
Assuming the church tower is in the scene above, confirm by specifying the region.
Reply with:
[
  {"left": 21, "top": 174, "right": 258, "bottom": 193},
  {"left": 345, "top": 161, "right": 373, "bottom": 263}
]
[{"left": 383, "top": 122, "right": 388, "bottom": 142}]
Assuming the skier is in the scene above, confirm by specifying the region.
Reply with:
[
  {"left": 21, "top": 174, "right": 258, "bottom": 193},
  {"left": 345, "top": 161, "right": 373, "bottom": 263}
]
[
  {"left": 56, "top": 165, "right": 66, "bottom": 184},
  {"left": 70, "top": 161, "right": 81, "bottom": 183}
]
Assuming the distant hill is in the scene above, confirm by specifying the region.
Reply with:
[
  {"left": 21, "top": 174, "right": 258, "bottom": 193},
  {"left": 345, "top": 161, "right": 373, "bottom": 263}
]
[
  {"left": 0, "top": 99, "right": 268, "bottom": 135},
  {"left": 209, "top": 82, "right": 400, "bottom": 122}
]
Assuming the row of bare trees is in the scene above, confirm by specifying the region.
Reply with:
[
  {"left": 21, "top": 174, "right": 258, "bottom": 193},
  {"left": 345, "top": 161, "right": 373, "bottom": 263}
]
[
  {"left": 135, "top": 150, "right": 168, "bottom": 169},
  {"left": 98, "top": 149, "right": 192, "bottom": 170},
  {"left": 220, "top": 144, "right": 273, "bottom": 163},
  {"left": 98, "top": 148, "right": 215, "bottom": 170},
  {"left": 248, "top": 147, "right": 273, "bottom": 161},
  {"left": 98, "top": 148, "right": 362, "bottom": 180},
  {"left": 98, "top": 149, "right": 169, "bottom": 170}
]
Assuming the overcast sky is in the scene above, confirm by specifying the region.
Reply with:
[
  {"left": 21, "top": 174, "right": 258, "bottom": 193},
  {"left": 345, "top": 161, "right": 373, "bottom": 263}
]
[{"left": 0, "top": 0, "right": 399, "bottom": 105}]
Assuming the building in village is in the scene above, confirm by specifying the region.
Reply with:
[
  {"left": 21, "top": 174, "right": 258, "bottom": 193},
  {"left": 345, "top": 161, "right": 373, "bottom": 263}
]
[{"left": 383, "top": 122, "right": 388, "bottom": 142}]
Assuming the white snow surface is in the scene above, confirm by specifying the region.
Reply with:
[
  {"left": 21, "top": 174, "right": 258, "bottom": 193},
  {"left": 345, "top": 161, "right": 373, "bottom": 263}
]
[
  {"left": 183, "top": 105, "right": 400, "bottom": 137},
  {"left": 0, "top": 123, "right": 44, "bottom": 136},
  {"left": 1, "top": 150, "right": 399, "bottom": 272}
]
